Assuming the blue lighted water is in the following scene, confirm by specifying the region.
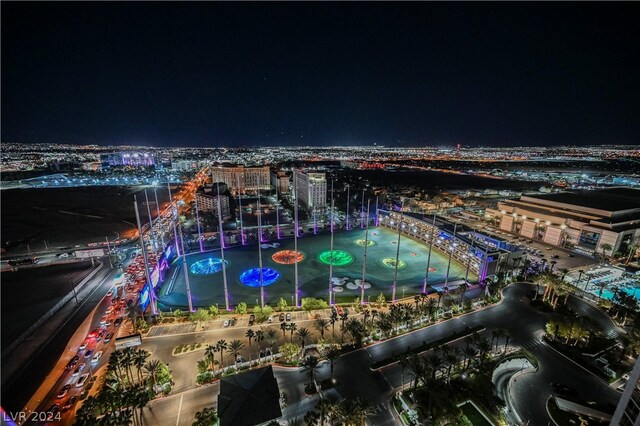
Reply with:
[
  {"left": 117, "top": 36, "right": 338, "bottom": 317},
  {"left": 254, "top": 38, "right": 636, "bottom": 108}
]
[
  {"left": 239, "top": 267, "right": 281, "bottom": 287},
  {"left": 190, "top": 258, "right": 228, "bottom": 275},
  {"left": 587, "top": 279, "right": 640, "bottom": 301}
]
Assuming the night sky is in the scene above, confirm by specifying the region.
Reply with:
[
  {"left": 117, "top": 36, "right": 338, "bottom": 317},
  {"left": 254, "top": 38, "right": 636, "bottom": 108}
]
[{"left": 2, "top": 2, "right": 639, "bottom": 148}]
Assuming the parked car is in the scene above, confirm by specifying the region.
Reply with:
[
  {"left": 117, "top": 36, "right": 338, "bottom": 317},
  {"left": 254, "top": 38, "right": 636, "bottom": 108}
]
[
  {"left": 279, "top": 313, "right": 285, "bottom": 322},
  {"left": 248, "top": 314, "right": 256, "bottom": 325},
  {"left": 230, "top": 317, "right": 238, "bottom": 326},
  {"left": 66, "top": 356, "right": 80, "bottom": 370},
  {"left": 71, "top": 362, "right": 87, "bottom": 377},
  {"left": 56, "top": 384, "right": 71, "bottom": 399},
  {"left": 76, "top": 373, "right": 90, "bottom": 388},
  {"left": 223, "top": 320, "right": 230, "bottom": 327},
  {"left": 286, "top": 313, "right": 292, "bottom": 321}
]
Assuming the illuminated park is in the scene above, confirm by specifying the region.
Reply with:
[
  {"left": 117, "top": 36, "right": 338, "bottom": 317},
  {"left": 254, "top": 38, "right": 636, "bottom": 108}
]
[{"left": 157, "top": 226, "right": 471, "bottom": 309}]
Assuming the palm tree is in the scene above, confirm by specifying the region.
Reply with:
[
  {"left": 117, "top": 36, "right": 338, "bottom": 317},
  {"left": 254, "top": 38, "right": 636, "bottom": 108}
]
[
  {"left": 325, "top": 346, "right": 341, "bottom": 381},
  {"left": 288, "top": 322, "right": 298, "bottom": 343},
  {"left": 227, "top": 339, "right": 245, "bottom": 367},
  {"left": 444, "top": 348, "right": 459, "bottom": 382},
  {"left": 329, "top": 310, "right": 338, "bottom": 338},
  {"left": 314, "top": 318, "right": 329, "bottom": 340},
  {"left": 339, "top": 398, "right": 375, "bottom": 426},
  {"left": 205, "top": 344, "right": 216, "bottom": 370},
  {"left": 476, "top": 338, "right": 492, "bottom": 368},
  {"left": 345, "top": 318, "right": 366, "bottom": 346},
  {"left": 280, "top": 321, "right": 288, "bottom": 339},
  {"left": 245, "top": 328, "right": 255, "bottom": 347},
  {"left": 143, "top": 359, "right": 162, "bottom": 391},
  {"left": 600, "top": 242, "right": 613, "bottom": 258},
  {"left": 463, "top": 346, "right": 478, "bottom": 369},
  {"left": 339, "top": 310, "right": 349, "bottom": 341},
  {"left": 216, "top": 339, "right": 228, "bottom": 368},
  {"left": 296, "top": 327, "right": 311, "bottom": 349},
  {"left": 265, "top": 328, "right": 279, "bottom": 360},
  {"left": 255, "top": 330, "right": 265, "bottom": 351},
  {"left": 559, "top": 268, "right": 570, "bottom": 281},
  {"left": 504, "top": 331, "right": 511, "bottom": 352},
  {"left": 300, "top": 355, "right": 321, "bottom": 388},
  {"left": 132, "top": 350, "right": 150, "bottom": 385}
]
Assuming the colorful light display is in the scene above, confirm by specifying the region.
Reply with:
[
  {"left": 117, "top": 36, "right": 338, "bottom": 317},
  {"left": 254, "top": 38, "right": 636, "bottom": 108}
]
[
  {"left": 354, "top": 239, "right": 376, "bottom": 247},
  {"left": 318, "top": 250, "right": 354, "bottom": 266},
  {"left": 380, "top": 257, "right": 407, "bottom": 269},
  {"left": 239, "top": 268, "right": 281, "bottom": 287},
  {"left": 189, "top": 257, "right": 228, "bottom": 275},
  {"left": 271, "top": 250, "right": 304, "bottom": 265}
]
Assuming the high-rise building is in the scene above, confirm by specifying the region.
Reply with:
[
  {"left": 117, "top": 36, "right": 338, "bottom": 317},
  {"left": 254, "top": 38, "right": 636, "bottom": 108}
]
[
  {"left": 211, "top": 165, "right": 270, "bottom": 193},
  {"left": 270, "top": 170, "right": 290, "bottom": 194},
  {"left": 196, "top": 182, "right": 230, "bottom": 218},
  {"left": 294, "top": 169, "right": 327, "bottom": 211}
]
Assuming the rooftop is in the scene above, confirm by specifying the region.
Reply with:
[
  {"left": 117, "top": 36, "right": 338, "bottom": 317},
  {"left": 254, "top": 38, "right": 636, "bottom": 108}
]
[
  {"left": 524, "top": 188, "right": 640, "bottom": 213},
  {"left": 217, "top": 365, "right": 282, "bottom": 426}
]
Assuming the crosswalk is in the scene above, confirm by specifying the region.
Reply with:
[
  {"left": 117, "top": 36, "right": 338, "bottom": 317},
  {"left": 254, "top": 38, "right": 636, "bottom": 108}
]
[
  {"left": 607, "top": 330, "right": 620, "bottom": 339},
  {"left": 520, "top": 338, "right": 543, "bottom": 350}
]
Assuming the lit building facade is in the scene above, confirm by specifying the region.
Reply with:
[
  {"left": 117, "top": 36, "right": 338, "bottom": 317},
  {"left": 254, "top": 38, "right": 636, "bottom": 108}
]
[
  {"left": 270, "top": 170, "right": 290, "bottom": 194},
  {"left": 294, "top": 169, "right": 327, "bottom": 211},
  {"left": 486, "top": 188, "right": 640, "bottom": 256},
  {"left": 195, "top": 182, "right": 230, "bottom": 218},
  {"left": 211, "top": 165, "right": 270, "bottom": 193}
]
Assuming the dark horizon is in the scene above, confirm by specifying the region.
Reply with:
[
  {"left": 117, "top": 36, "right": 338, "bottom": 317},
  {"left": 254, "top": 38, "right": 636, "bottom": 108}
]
[{"left": 2, "top": 2, "right": 639, "bottom": 148}]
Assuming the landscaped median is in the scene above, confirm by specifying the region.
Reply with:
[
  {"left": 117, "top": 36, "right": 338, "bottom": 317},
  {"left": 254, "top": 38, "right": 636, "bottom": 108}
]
[
  {"left": 172, "top": 342, "right": 204, "bottom": 356},
  {"left": 370, "top": 325, "right": 485, "bottom": 370}
]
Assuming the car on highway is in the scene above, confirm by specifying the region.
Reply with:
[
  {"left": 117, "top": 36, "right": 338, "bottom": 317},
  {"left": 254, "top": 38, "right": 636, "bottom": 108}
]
[
  {"left": 72, "top": 363, "right": 86, "bottom": 376},
  {"left": 88, "top": 328, "right": 101, "bottom": 339},
  {"left": 76, "top": 373, "right": 90, "bottom": 387},
  {"left": 78, "top": 340, "right": 89, "bottom": 351},
  {"left": 47, "top": 403, "right": 60, "bottom": 415},
  {"left": 66, "top": 356, "right": 80, "bottom": 370},
  {"left": 114, "top": 317, "right": 123, "bottom": 327},
  {"left": 92, "top": 351, "right": 103, "bottom": 363},
  {"left": 56, "top": 253, "right": 70, "bottom": 258},
  {"left": 84, "top": 349, "right": 93, "bottom": 359},
  {"left": 62, "top": 396, "right": 77, "bottom": 412},
  {"left": 104, "top": 332, "right": 114, "bottom": 343},
  {"left": 56, "top": 384, "right": 71, "bottom": 399},
  {"left": 106, "top": 289, "right": 113, "bottom": 297}
]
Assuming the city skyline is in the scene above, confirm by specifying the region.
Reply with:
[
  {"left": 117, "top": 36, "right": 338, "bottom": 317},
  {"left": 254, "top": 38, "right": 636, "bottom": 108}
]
[{"left": 3, "top": 2, "right": 639, "bottom": 147}]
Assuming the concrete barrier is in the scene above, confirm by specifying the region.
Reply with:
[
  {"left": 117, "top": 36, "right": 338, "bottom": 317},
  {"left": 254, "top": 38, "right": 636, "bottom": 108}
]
[{"left": 2, "top": 263, "right": 105, "bottom": 357}]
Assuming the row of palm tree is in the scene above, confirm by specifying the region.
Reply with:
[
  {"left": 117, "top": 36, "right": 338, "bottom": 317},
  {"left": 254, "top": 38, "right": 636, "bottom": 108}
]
[
  {"left": 301, "top": 397, "right": 376, "bottom": 426},
  {"left": 75, "top": 348, "right": 171, "bottom": 425}
]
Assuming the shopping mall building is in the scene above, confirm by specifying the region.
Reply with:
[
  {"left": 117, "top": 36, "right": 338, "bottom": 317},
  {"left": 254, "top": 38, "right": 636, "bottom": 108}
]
[{"left": 485, "top": 188, "right": 640, "bottom": 257}]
